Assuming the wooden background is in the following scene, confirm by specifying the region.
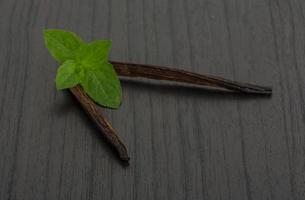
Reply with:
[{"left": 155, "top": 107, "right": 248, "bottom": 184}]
[{"left": 0, "top": 0, "right": 305, "bottom": 199}]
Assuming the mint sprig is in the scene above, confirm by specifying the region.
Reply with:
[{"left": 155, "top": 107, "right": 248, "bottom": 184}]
[{"left": 43, "top": 29, "right": 122, "bottom": 109}]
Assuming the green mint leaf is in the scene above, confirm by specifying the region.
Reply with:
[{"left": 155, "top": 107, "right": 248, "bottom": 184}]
[
  {"left": 81, "top": 62, "right": 122, "bottom": 108},
  {"left": 44, "top": 29, "right": 122, "bottom": 109},
  {"left": 43, "top": 29, "right": 83, "bottom": 63},
  {"left": 56, "top": 60, "right": 83, "bottom": 90},
  {"left": 75, "top": 40, "right": 111, "bottom": 69}
]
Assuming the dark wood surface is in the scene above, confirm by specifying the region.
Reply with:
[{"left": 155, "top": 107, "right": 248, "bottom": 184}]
[{"left": 0, "top": 0, "right": 304, "bottom": 199}]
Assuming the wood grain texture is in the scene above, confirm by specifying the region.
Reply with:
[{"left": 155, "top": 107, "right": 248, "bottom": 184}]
[{"left": 0, "top": 0, "right": 304, "bottom": 199}]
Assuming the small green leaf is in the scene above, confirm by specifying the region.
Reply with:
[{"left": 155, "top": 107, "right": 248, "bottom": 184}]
[
  {"left": 56, "top": 60, "right": 82, "bottom": 90},
  {"left": 76, "top": 40, "right": 111, "bottom": 69},
  {"left": 44, "top": 29, "right": 122, "bottom": 109},
  {"left": 81, "top": 62, "right": 122, "bottom": 108},
  {"left": 43, "top": 29, "right": 83, "bottom": 63}
]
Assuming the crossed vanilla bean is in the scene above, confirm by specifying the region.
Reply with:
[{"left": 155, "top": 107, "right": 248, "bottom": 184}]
[
  {"left": 70, "top": 86, "right": 130, "bottom": 162},
  {"left": 111, "top": 61, "right": 272, "bottom": 94},
  {"left": 70, "top": 61, "right": 272, "bottom": 162}
]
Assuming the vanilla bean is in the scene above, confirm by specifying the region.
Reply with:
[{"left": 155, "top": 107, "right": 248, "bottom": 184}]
[
  {"left": 69, "top": 61, "right": 271, "bottom": 163},
  {"left": 110, "top": 61, "right": 272, "bottom": 95},
  {"left": 69, "top": 85, "right": 130, "bottom": 162}
]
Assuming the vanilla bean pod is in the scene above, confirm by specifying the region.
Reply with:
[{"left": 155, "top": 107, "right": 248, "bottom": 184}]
[
  {"left": 111, "top": 61, "right": 272, "bottom": 95},
  {"left": 70, "top": 61, "right": 272, "bottom": 163},
  {"left": 70, "top": 85, "right": 130, "bottom": 162}
]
